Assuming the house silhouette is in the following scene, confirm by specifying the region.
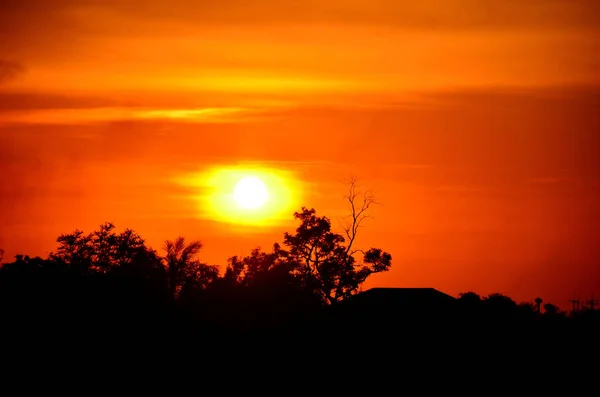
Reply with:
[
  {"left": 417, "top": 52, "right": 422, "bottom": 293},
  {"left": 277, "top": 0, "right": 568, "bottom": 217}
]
[
  {"left": 317, "top": 288, "right": 458, "bottom": 334},
  {"left": 348, "top": 287, "right": 457, "bottom": 308}
]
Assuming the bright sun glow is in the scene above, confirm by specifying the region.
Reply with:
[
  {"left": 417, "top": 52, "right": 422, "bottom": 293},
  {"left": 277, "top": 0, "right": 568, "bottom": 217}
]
[
  {"left": 177, "top": 165, "right": 303, "bottom": 227},
  {"left": 233, "top": 176, "right": 269, "bottom": 209}
]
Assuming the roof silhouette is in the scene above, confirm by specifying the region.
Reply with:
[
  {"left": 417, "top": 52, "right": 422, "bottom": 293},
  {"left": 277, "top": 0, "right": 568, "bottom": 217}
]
[
  {"left": 349, "top": 287, "right": 457, "bottom": 307},
  {"left": 327, "top": 288, "right": 459, "bottom": 325}
]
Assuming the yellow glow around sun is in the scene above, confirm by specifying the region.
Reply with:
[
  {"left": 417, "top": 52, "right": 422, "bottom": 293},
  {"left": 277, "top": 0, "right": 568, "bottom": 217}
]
[{"left": 179, "top": 165, "right": 302, "bottom": 227}]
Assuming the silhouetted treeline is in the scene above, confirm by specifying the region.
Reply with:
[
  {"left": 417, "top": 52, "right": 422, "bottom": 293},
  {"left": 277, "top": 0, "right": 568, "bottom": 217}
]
[
  {"left": 0, "top": 208, "right": 391, "bottom": 338},
  {"left": 1, "top": 207, "right": 598, "bottom": 359}
]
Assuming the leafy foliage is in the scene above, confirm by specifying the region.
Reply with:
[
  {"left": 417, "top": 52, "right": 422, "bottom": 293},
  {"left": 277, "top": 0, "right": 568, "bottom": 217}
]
[
  {"left": 163, "top": 236, "right": 219, "bottom": 298},
  {"left": 221, "top": 206, "right": 392, "bottom": 305},
  {"left": 50, "top": 222, "right": 161, "bottom": 275},
  {"left": 282, "top": 207, "right": 391, "bottom": 304}
]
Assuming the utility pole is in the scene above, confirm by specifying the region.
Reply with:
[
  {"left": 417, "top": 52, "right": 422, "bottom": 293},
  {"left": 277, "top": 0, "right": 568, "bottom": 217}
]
[
  {"left": 586, "top": 294, "right": 598, "bottom": 311},
  {"left": 569, "top": 296, "right": 580, "bottom": 314}
]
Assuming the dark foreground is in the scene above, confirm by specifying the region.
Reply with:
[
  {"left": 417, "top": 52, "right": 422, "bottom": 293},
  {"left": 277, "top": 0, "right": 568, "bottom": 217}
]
[
  {"left": 2, "top": 286, "right": 597, "bottom": 362},
  {"left": 1, "top": 293, "right": 597, "bottom": 393}
]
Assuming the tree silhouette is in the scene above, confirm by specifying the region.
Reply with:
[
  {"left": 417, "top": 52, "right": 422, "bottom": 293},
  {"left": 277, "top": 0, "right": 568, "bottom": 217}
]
[
  {"left": 458, "top": 291, "right": 482, "bottom": 304},
  {"left": 3, "top": 198, "right": 596, "bottom": 354},
  {"left": 543, "top": 303, "right": 560, "bottom": 316},
  {"left": 0, "top": 254, "right": 62, "bottom": 276},
  {"left": 216, "top": 244, "right": 320, "bottom": 330},
  {"left": 535, "top": 297, "right": 543, "bottom": 313},
  {"left": 339, "top": 176, "right": 378, "bottom": 255},
  {"left": 225, "top": 244, "right": 289, "bottom": 287},
  {"left": 282, "top": 207, "right": 391, "bottom": 304},
  {"left": 50, "top": 222, "right": 156, "bottom": 275},
  {"left": 163, "top": 237, "right": 218, "bottom": 299},
  {"left": 0, "top": 224, "right": 169, "bottom": 334},
  {"left": 220, "top": 178, "right": 392, "bottom": 305}
]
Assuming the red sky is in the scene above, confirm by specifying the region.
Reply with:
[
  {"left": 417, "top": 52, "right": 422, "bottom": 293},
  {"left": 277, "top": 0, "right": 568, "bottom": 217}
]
[{"left": 1, "top": 0, "right": 599, "bottom": 308}]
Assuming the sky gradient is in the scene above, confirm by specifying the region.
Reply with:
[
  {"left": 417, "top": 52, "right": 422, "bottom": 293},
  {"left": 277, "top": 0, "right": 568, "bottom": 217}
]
[{"left": 1, "top": 0, "right": 599, "bottom": 308}]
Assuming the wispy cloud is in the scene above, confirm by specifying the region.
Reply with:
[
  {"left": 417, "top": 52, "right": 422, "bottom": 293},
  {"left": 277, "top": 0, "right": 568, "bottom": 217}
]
[
  {"left": 132, "top": 107, "right": 249, "bottom": 121},
  {"left": 0, "top": 106, "right": 267, "bottom": 125},
  {"left": 5, "top": 1, "right": 598, "bottom": 37}
]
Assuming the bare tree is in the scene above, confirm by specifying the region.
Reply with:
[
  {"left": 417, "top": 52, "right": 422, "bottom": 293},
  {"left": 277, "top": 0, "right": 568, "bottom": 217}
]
[
  {"left": 340, "top": 175, "right": 380, "bottom": 257},
  {"left": 281, "top": 176, "right": 391, "bottom": 304}
]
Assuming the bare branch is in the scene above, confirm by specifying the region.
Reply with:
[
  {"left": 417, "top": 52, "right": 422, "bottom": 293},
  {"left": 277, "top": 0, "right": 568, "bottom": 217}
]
[
  {"left": 341, "top": 176, "right": 380, "bottom": 256},
  {"left": 348, "top": 248, "right": 366, "bottom": 256}
]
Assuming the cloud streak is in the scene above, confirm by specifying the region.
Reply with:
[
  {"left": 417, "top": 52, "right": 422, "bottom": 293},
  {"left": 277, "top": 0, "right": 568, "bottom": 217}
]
[
  {"left": 3, "top": 1, "right": 599, "bottom": 35},
  {"left": 0, "top": 106, "right": 269, "bottom": 125},
  {"left": 1, "top": 1, "right": 598, "bottom": 101}
]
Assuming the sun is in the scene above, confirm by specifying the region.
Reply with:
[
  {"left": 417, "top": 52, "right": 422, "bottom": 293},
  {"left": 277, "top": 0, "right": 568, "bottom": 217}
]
[
  {"left": 177, "top": 165, "right": 303, "bottom": 227},
  {"left": 233, "top": 176, "right": 269, "bottom": 210}
]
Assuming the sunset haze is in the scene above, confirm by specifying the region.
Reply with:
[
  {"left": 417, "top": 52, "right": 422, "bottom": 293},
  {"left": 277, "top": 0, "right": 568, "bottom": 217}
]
[{"left": 1, "top": 0, "right": 599, "bottom": 308}]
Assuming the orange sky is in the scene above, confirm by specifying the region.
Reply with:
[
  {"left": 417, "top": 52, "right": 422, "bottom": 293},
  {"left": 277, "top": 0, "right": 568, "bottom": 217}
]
[{"left": 1, "top": 0, "right": 599, "bottom": 308}]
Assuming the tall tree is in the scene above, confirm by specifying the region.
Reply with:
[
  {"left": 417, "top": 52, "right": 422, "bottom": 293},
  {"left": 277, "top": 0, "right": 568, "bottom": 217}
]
[
  {"left": 163, "top": 237, "right": 218, "bottom": 299},
  {"left": 281, "top": 177, "right": 392, "bottom": 304}
]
